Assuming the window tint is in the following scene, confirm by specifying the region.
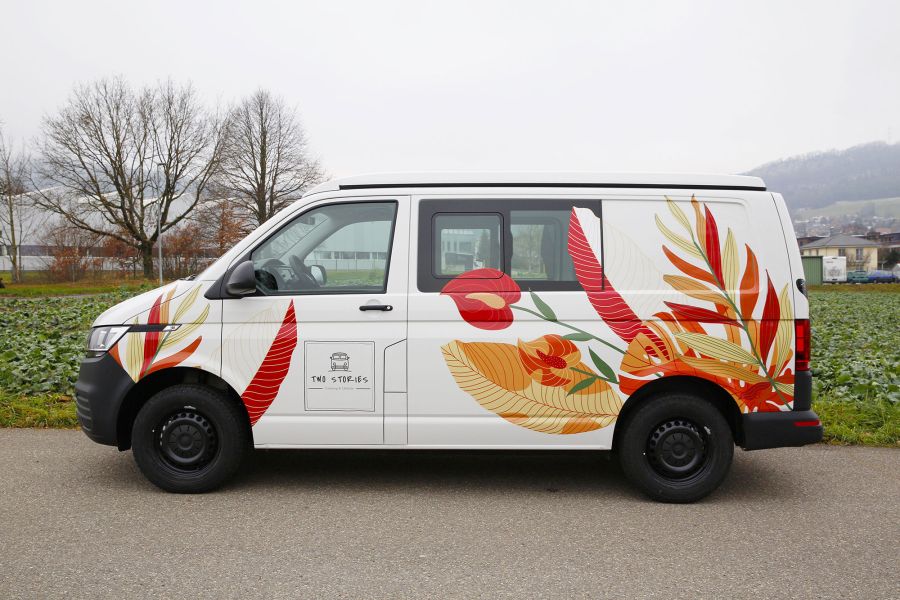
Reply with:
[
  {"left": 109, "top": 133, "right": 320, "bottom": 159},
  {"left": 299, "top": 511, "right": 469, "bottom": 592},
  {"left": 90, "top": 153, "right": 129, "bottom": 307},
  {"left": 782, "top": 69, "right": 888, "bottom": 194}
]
[
  {"left": 433, "top": 214, "right": 502, "bottom": 276},
  {"left": 510, "top": 210, "right": 576, "bottom": 282},
  {"left": 251, "top": 202, "right": 397, "bottom": 294}
]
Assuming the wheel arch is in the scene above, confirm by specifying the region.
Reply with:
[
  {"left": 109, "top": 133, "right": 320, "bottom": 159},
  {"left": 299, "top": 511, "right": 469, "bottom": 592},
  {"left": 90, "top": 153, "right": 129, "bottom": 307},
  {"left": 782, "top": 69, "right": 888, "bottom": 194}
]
[
  {"left": 612, "top": 376, "right": 744, "bottom": 452},
  {"left": 115, "top": 367, "right": 251, "bottom": 450}
]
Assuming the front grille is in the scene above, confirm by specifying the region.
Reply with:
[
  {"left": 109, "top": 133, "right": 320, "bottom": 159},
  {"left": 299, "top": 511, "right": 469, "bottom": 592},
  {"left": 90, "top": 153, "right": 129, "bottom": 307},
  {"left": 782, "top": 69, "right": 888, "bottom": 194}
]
[{"left": 74, "top": 394, "right": 93, "bottom": 432}]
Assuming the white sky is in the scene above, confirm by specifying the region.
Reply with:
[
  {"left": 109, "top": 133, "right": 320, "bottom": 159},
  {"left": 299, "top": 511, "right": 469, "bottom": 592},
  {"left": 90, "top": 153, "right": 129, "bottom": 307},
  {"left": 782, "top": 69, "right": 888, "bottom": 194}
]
[{"left": 1, "top": 0, "right": 899, "bottom": 177}]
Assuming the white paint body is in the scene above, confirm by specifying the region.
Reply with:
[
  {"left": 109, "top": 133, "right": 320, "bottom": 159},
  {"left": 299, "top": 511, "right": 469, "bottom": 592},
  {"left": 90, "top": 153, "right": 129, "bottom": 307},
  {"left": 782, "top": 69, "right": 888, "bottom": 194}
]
[{"left": 94, "top": 173, "right": 805, "bottom": 450}]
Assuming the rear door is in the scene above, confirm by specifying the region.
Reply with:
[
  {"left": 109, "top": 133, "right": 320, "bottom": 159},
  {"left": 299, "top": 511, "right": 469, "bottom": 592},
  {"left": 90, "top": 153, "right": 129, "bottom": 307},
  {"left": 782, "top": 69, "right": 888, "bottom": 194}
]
[{"left": 221, "top": 196, "right": 409, "bottom": 446}]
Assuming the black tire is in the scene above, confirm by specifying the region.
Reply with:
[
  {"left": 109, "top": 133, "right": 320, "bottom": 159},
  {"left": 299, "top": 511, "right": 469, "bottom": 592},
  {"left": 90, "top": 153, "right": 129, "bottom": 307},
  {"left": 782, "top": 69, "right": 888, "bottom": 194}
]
[
  {"left": 132, "top": 384, "right": 249, "bottom": 493},
  {"left": 617, "top": 393, "right": 734, "bottom": 503}
]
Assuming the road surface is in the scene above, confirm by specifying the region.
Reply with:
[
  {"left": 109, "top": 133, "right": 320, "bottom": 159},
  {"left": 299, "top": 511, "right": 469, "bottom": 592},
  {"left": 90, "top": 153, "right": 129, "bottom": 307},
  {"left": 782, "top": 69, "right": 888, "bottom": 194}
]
[{"left": 0, "top": 429, "right": 897, "bottom": 599}]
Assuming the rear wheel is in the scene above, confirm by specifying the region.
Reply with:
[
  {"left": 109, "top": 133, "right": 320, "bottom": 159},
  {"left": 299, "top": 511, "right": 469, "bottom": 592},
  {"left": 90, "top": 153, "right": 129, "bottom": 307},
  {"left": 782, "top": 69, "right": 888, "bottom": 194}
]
[
  {"left": 132, "top": 384, "right": 249, "bottom": 493},
  {"left": 618, "top": 393, "right": 734, "bottom": 503}
]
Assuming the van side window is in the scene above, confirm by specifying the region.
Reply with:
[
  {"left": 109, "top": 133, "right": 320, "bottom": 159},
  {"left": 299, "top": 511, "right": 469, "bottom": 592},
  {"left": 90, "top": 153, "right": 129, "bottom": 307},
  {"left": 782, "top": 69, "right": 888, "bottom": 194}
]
[
  {"left": 510, "top": 210, "right": 576, "bottom": 282},
  {"left": 251, "top": 201, "right": 397, "bottom": 295},
  {"left": 433, "top": 214, "right": 502, "bottom": 276},
  {"left": 418, "top": 199, "right": 600, "bottom": 292}
]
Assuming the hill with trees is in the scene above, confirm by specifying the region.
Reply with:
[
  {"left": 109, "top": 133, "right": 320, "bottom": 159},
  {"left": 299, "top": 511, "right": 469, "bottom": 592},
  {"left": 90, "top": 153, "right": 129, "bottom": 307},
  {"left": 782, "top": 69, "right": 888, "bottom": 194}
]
[{"left": 744, "top": 141, "right": 900, "bottom": 212}]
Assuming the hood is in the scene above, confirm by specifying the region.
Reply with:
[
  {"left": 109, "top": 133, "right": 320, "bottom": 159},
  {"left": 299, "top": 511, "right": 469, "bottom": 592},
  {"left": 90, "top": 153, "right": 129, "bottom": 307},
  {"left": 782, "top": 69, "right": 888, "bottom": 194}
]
[{"left": 93, "top": 280, "right": 210, "bottom": 326}]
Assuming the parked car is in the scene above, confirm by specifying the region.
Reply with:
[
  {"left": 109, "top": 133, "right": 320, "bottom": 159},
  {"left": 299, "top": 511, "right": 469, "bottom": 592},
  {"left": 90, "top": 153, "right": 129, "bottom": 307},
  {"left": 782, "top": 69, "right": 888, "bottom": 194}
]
[
  {"left": 847, "top": 270, "right": 869, "bottom": 283},
  {"left": 74, "top": 172, "right": 821, "bottom": 502},
  {"left": 867, "top": 270, "right": 896, "bottom": 283}
]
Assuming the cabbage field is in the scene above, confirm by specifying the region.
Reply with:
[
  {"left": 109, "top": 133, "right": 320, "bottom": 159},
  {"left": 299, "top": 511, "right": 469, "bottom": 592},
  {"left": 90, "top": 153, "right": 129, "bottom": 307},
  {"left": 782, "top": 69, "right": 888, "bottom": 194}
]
[{"left": 0, "top": 286, "right": 897, "bottom": 444}]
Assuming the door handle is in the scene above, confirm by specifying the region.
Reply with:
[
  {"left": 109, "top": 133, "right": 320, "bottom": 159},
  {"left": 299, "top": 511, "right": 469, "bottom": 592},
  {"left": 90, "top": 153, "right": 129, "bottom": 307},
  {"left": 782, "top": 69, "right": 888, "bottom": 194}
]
[{"left": 359, "top": 304, "right": 393, "bottom": 312}]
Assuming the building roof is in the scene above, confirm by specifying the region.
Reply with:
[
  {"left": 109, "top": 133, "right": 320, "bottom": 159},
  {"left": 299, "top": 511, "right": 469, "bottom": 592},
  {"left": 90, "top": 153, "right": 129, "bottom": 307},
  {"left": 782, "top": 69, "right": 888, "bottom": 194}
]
[
  {"left": 304, "top": 172, "right": 767, "bottom": 196},
  {"left": 801, "top": 234, "right": 880, "bottom": 249}
]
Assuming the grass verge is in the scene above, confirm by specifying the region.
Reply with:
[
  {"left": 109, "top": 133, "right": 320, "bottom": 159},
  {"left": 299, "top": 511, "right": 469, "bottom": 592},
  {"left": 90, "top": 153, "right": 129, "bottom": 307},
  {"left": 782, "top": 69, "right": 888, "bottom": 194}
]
[
  {"left": 0, "top": 391, "right": 79, "bottom": 428},
  {"left": 0, "top": 279, "right": 158, "bottom": 297},
  {"left": 814, "top": 397, "right": 899, "bottom": 446},
  {"left": 1, "top": 390, "right": 896, "bottom": 446}
]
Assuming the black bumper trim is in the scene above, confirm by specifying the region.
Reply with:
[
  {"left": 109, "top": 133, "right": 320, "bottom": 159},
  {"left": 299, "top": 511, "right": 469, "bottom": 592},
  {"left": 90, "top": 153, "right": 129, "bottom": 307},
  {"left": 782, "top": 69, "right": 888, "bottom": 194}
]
[
  {"left": 74, "top": 352, "right": 135, "bottom": 447},
  {"left": 793, "top": 370, "right": 812, "bottom": 411},
  {"left": 741, "top": 409, "right": 823, "bottom": 450}
]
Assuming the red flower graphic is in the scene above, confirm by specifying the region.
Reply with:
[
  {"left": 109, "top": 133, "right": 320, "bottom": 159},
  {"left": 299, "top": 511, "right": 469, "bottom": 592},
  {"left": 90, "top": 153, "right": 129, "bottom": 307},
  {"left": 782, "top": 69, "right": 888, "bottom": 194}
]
[
  {"left": 441, "top": 269, "right": 521, "bottom": 330},
  {"left": 517, "top": 334, "right": 582, "bottom": 387}
]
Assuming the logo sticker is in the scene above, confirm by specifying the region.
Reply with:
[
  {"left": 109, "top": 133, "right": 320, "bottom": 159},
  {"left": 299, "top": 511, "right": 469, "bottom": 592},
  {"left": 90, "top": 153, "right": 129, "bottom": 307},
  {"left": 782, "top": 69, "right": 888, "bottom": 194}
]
[{"left": 304, "top": 341, "right": 375, "bottom": 411}]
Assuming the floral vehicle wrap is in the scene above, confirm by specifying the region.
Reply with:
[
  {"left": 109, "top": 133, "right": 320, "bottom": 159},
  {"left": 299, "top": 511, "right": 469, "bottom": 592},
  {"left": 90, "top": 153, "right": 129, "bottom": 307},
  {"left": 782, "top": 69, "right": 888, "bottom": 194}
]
[
  {"left": 440, "top": 269, "right": 521, "bottom": 330},
  {"left": 109, "top": 281, "right": 298, "bottom": 425},
  {"left": 441, "top": 197, "right": 794, "bottom": 436},
  {"left": 110, "top": 283, "right": 210, "bottom": 382}
]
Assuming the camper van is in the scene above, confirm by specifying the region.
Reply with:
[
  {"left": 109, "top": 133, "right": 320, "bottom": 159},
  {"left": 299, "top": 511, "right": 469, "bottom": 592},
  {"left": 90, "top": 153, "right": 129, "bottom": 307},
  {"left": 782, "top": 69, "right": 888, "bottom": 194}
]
[{"left": 75, "top": 173, "right": 821, "bottom": 502}]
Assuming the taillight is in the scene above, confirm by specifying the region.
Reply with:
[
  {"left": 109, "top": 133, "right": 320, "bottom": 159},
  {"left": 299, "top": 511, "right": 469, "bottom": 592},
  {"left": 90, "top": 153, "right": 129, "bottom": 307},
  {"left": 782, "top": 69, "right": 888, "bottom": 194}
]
[{"left": 795, "top": 319, "right": 810, "bottom": 371}]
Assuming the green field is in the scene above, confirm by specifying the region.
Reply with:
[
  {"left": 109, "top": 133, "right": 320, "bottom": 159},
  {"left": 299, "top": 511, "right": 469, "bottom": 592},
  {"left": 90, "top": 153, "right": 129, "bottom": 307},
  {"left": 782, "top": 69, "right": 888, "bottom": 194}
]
[
  {"left": 0, "top": 285, "right": 897, "bottom": 445},
  {"left": 794, "top": 196, "right": 900, "bottom": 220},
  {"left": 0, "top": 271, "right": 159, "bottom": 297}
]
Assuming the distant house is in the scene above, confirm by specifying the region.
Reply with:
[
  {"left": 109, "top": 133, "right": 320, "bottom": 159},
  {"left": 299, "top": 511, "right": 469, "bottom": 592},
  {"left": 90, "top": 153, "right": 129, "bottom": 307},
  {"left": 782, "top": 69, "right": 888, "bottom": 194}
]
[
  {"left": 800, "top": 234, "right": 879, "bottom": 272},
  {"left": 796, "top": 235, "right": 824, "bottom": 248}
]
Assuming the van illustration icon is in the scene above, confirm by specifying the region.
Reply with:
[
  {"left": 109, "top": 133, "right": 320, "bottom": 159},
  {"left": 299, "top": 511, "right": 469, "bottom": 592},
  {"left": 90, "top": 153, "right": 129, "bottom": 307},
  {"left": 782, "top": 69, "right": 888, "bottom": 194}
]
[{"left": 330, "top": 352, "right": 350, "bottom": 371}]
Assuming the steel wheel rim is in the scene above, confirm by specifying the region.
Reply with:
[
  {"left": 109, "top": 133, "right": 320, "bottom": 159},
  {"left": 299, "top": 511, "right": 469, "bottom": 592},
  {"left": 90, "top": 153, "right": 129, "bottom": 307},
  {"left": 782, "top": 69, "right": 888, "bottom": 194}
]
[
  {"left": 155, "top": 408, "right": 218, "bottom": 472},
  {"left": 646, "top": 418, "right": 709, "bottom": 481}
]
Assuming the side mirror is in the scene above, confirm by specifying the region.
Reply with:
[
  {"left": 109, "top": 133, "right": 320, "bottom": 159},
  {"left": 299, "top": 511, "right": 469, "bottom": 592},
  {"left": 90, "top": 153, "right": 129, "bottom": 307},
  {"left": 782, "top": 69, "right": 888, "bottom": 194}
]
[
  {"left": 225, "top": 260, "right": 257, "bottom": 297},
  {"left": 309, "top": 264, "right": 327, "bottom": 285}
]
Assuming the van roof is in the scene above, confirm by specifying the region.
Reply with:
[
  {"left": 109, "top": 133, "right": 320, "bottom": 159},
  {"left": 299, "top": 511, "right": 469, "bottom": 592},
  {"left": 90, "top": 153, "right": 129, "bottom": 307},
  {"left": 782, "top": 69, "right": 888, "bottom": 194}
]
[{"left": 304, "top": 172, "right": 767, "bottom": 196}]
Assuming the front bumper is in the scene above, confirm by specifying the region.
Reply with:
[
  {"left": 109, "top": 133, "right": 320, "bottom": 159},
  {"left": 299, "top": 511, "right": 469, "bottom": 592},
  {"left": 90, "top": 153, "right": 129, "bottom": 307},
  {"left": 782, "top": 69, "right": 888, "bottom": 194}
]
[{"left": 74, "top": 352, "right": 134, "bottom": 447}]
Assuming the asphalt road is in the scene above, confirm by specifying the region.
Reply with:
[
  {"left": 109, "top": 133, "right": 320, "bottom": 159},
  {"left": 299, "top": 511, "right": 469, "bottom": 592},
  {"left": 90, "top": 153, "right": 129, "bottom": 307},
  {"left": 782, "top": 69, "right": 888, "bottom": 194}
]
[{"left": 0, "top": 430, "right": 897, "bottom": 599}]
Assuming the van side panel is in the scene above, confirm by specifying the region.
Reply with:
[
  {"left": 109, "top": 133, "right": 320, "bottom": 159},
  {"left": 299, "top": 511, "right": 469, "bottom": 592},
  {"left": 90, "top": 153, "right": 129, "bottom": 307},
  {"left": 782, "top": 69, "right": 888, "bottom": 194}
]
[
  {"left": 413, "top": 190, "right": 798, "bottom": 451},
  {"left": 602, "top": 193, "right": 797, "bottom": 414},
  {"left": 407, "top": 188, "right": 799, "bottom": 450}
]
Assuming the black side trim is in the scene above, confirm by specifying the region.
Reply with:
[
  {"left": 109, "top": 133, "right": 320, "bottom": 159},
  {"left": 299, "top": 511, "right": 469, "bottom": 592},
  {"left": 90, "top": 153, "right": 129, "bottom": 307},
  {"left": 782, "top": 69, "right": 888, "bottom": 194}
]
[
  {"left": 340, "top": 182, "right": 767, "bottom": 192},
  {"left": 793, "top": 370, "right": 812, "bottom": 411},
  {"left": 128, "top": 324, "right": 170, "bottom": 333},
  {"left": 741, "top": 409, "right": 823, "bottom": 451}
]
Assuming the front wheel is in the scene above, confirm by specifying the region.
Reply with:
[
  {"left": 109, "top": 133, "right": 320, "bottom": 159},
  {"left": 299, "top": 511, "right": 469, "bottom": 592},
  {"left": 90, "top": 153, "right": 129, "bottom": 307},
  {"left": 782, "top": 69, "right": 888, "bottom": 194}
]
[
  {"left": 618, "top": 393, "right": 734, "bottom": 503},
  {"left": 132, "top": 384, "right": 249, "bottom": 493}
]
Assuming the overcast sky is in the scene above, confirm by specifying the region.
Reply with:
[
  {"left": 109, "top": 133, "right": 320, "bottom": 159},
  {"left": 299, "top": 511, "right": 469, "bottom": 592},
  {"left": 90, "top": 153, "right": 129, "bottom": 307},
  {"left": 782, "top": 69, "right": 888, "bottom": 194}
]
[{"left": 1, "top": 0, "right": 898, "bottom": 177}]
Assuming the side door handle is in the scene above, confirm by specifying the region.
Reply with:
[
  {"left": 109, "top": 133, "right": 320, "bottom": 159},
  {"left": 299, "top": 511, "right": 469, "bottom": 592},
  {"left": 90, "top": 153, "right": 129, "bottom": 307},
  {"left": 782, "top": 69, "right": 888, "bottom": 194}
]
[{"left": 359, "top": 304, "right": 393, "bottom": 312}]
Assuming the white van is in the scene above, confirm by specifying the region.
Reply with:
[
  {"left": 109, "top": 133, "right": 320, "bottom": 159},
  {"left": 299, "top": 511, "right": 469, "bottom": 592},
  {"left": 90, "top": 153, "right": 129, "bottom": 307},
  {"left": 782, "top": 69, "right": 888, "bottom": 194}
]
[{"left": 76, "top": 173, "right": 821, "bottom": 502}]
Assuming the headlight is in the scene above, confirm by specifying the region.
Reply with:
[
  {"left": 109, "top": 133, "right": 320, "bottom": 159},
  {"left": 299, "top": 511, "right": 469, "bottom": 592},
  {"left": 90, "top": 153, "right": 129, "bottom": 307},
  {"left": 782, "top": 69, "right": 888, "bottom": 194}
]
[{"left": 86, "top": 325, "right": 130, "bottom": 356}]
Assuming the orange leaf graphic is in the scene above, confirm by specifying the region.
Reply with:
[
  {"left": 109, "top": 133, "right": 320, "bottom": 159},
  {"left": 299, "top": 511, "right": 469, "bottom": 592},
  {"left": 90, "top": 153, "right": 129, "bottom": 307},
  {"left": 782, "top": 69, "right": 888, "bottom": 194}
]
[
  {"left": 442, "top": 340, "right": 622, "bottom": 434},
  {"left": 663, "top": 246, "right": 716, "bottom": 285},
  {"left": 739, "top": 245, "right": 760, "bottom": 318},
  {"left": 143, "top": 337, "right": 202, "bottom": 377}
]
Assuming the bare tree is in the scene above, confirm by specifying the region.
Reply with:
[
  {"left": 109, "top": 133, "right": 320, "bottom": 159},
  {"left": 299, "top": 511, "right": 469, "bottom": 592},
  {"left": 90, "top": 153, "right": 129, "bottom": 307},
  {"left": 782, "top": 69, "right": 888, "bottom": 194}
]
[
  {"left": 35, "top": 77, "right": 224, "bottom": 277},
  {"left": 191, "top": 196, "right": 252, "bottom": 255},
  {"left": 0, "top": 128, "right": 38, "bottom": 283},
  {"left": 218, "top": 89, "right": 324, "bottom": 225},
  {"left": 41, "top": 219, "right": 102, "bottom": 283}
]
